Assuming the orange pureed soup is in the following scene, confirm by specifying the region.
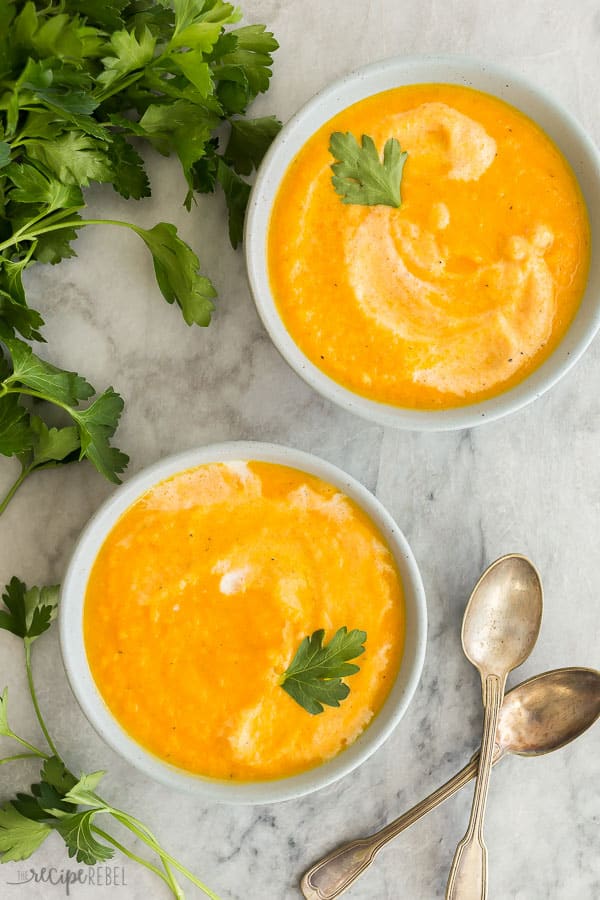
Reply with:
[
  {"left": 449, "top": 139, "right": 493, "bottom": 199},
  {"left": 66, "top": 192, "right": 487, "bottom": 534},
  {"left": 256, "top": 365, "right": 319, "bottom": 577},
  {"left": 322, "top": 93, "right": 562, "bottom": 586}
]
[
  {"left": 84, "top": 461, "right": 405, "bottom": 780},
  {"left": 268, "top": 84, "right": 591, "bottom": 409}
]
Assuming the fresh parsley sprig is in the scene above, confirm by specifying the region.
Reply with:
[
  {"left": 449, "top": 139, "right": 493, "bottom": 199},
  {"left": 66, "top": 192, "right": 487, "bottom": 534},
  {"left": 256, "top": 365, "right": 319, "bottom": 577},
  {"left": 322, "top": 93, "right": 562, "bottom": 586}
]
[
  {"left": 329, "top": 132, "right": 408, "bottom": 208},
  {"left": 280, "top": 627, "right": 367, "bottom": 715},
  {"left": 0, "top": 576, "right": 221, "bottom": 899},
  {"left": 0, "top": 337, "right": 128, "bottom": 514}
]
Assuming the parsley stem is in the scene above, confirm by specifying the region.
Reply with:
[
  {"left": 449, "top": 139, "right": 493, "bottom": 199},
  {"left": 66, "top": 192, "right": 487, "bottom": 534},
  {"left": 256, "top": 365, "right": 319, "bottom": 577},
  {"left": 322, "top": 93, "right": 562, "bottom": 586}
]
[
  {"left": 51, "top": 218, "right": 142, "bottom": 232},
  {"left": 4, "top": 731, "right": 49, "bottom": 759},
  {"left": 94, "top": 70, "right": 146, "bottom": 103},
  {"left": 90, "top": 826, "right": 180, "bottom": 895},
  {"left": 93, "top": 803, "right": 183, "bottom": 898},
  {"left": 93, "top": 49, "right": 168, "bottom": 104},
  {"left": 0, "top": 466, "right": 30, "bottom": 517},
  {"left": 109, "top": 811, "right": 221, "bottom": 900},
  {"left": 5, "top": 205, "right": 76, "bottom": 248},
  {"left": 161, "top": 861, "right": 184, "bottom": 898},
  {"left": 25, "top": 205, "right": 83, "bottom": 234},
  {"left": 2, "top": 386, "right": 75, "bottom": 418},
  {"left": 0, "top": 217, "right": 138, "bottom": 254},
  {"left": 17, "top": 241, "right": 37, "bottom": 267},
  {"left": 0, "top": 751, "right": 42, "bottom": 764},
  {"left": 24, "top": 640, "right": 62, "bottom": 761}
]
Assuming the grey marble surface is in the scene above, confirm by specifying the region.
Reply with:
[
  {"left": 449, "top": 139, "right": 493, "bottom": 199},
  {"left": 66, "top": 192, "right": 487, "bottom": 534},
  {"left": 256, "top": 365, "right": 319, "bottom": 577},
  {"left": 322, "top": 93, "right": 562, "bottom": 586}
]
[{"left": 1, "top": 0, "right": 599, "bottom": 897}]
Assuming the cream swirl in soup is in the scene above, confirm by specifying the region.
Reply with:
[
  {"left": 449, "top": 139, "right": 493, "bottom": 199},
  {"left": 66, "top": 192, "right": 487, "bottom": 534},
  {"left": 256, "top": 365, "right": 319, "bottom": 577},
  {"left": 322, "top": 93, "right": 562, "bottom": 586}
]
[
  {"left": 268, "top": 85, "right": 590, "bottom": 409},
  {"left": 84, "top": 462, "right": 405, "bottom": 780}
]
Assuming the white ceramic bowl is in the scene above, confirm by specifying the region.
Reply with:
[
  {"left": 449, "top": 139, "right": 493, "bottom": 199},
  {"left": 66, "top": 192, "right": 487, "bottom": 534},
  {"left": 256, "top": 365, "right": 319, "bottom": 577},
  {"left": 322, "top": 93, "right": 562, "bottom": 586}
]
[
  {"left": 245, "top": 55, "right": 600, "bottom": 431},
  {"left": 60, "top": 442, "right": 427, "bottom": 804}
]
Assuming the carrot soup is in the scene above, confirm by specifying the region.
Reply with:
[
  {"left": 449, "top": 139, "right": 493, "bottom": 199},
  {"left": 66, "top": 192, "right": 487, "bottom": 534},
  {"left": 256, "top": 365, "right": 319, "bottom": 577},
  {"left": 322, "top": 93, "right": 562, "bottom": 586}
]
[
  {"left": 84, "top": 461, "right": 405, "bottom": 781},
  {"left": 268, "top": 84, "right": 591, "bottom": 409}
]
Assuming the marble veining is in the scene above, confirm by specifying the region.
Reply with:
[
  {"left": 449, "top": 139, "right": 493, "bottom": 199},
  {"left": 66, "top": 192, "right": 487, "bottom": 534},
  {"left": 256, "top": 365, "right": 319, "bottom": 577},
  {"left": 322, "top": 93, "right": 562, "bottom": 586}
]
[{"left": 1, "top": 0, "right": 599, "bottom": 897}]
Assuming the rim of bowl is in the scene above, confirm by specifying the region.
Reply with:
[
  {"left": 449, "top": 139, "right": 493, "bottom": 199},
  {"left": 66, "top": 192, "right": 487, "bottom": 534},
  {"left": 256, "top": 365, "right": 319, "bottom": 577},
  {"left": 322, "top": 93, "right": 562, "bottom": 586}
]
[
  {"left": 60, "top": 441, "right": 427, "bottom": 804},
  {"left": 245, "top": 54, "right": 600, "bottom": 431}
]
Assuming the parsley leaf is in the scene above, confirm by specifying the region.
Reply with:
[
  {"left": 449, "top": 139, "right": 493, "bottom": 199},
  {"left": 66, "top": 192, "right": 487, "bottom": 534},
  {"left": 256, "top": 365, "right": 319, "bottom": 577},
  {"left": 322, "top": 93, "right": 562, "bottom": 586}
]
[
  {"left": 27, "top": 132, "right": 113, "bottom": 187},
  {"left": 0, "top": 142, "right": 11, "bottom": 169},
  {"left": 4, "top": 338, "right": 94, "bottom": 405},
  {"left": 190, "top": 141, "right": 263, "bottom": 246},
  {"left": 0, "top": 576, "right": 59, "bottom": 642},
  {"left": 0, "top": 290, "right": 45, "bottom": 342},
  {"left": 63, "top": 771, "right": 106, "bottom": 807},
  {"left": 32, "top": 220, "right": 81, "bottom": 265},
  {"left": 106, "top": 134, "right": 151, "bottom": 199},
  {"left": 171, "top": 50, "right": 214, "bottom": 96},
  {"left": 131, "top": 222, "right": 216, "bottom": 326},
  {"left": 55, "top": 811, "right": 114, "bottom": 865},
  {"left": 30, "top": 780, "right": 73, "bottom": 817},
  {"left": 280, "top": 627, "right": 367, "bottom": 715},
  {"left": 215, "top": 25, "right": 278, "bottom": 108},
  {"left": 41, "top": 756, "right": 78, "bottom": 796},
  {"left": 171, "top": 0, "right": 240, "bottom": 36},
  {"left": 191, "top": 137, "right": 219, "bottom": 194},
  {"left": 139, "top": 100, "right": 220, "bottom": 183},
  {"left": 71, "top": 388, "right": 128, "bottom": 483},
  {"left": 0, "top": 395, "right": 32, "bottom": 456},
  {"left": 8, "top": 163, "right": 83, "bottom": 209},
  {"left": 329, "top": 132, "right": 408, "bottom": 208},
  {"left": 0, "top": 338, "right": 128, "bottom": 493},
  {"left": 0, "top": 804, "right": 52, "bottom": 862},
  {"left": 53, "top": 772, "right": 114, "bottom": 864},
  {"left": 11, "top": 757, "right": 78, "bottom": 822},
  {"left": 66, "top": 0, "right": 128, "bottom": 33},
  {"left": 0, "top": 255, "right": 45, "bottom": 340},
  {"left": 20, "top": 59, "right": 99, "bottom": 117},
  {"left": 216, "top": 158, "right": 250, "bottom": 249},
  {"left": 26, "top": 416, "right": 80, "bottom": 469},
  {"left": 224, "top": 115, "right": 281, "bottom": 175},
  {"left": 11, "top": 794, "right": 51, "bottom": 822},
  {"left": 98, "top": 26, "right": 157, "bottom": 90}
]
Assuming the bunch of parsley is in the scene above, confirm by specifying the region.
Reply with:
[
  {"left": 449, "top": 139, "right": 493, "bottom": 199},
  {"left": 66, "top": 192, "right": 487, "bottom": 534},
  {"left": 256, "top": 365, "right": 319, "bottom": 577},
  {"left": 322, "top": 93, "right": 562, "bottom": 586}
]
[
  {"left": 0, "top": 0, "right": 280, "bottom": 511},
  {"left": 0, "top": 577, "right": 221, "bottom": 898}
]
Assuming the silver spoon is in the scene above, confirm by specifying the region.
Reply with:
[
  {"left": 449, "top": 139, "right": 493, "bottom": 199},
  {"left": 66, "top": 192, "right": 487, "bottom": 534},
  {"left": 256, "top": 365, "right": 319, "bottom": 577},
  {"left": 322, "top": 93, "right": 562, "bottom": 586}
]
[
  {"left": 300, "top": 667, "right": 600, "bottom": 900},
  {"left": 445, "top": 554, "right": 543, "bottom": 900}
]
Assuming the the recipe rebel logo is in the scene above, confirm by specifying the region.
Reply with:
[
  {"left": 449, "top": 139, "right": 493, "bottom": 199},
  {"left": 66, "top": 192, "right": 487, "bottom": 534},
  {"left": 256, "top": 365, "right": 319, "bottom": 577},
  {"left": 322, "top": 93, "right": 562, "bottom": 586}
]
[{"left": 5, "top": 865, "right": 128, "bottom": 895}]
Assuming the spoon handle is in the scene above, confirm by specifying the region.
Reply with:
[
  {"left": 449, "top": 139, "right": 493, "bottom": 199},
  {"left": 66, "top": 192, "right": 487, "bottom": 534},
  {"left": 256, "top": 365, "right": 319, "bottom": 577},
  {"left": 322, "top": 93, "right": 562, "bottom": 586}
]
[
  {"left": 445, "top": 674, "right": 503, "bottom": 900},
  {"left": 300, "top": 755, "right": 484, "bottom": 900}
]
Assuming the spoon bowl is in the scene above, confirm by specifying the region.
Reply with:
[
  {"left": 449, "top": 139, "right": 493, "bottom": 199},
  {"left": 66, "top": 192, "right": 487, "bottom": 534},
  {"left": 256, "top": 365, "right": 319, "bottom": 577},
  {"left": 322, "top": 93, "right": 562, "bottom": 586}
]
[
  {"left": 497, "top": 667, "right": 600, "bottom": 758},
  {"left": 462, "top": 555, "right": 544, "bottom": 678}
]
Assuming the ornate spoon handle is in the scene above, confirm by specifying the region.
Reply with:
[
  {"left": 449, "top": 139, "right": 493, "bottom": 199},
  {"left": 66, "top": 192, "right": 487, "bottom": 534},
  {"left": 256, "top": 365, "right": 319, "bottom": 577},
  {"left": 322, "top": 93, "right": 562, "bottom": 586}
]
[
  {"left": 301, "top": 753, "right": 490, "bottom": 900},
  {"left": 445, "top": 674, "right": 503, "bottom": 900}
]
